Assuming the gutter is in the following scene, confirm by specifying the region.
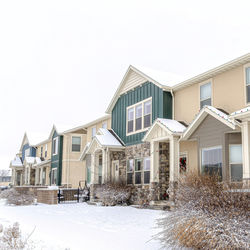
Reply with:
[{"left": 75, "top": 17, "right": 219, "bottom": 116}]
[{"left": 170, "top": 89, "right": 175, "bottom": 119}]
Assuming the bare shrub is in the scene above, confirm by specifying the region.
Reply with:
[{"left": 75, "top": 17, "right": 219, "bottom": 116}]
[
  {"left": 0, "top": 189, "right": 35, "bottom": 206},
  {"left": 97, "top": 183, "right": 132, "bottom": 206},
  {"left": 157, "top": 171, "right": 250, "bottom": 249},
  {"left": 0, "top": 222, "right": 33, "bottom": 250}
]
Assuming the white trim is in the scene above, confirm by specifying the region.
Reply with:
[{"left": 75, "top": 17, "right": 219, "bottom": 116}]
[{"left": 52, "top": 137, "right": 58, "bottom": 156}]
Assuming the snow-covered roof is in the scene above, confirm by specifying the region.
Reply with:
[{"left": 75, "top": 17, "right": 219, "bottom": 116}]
[
  {"left": 230, "top": 107, "right": 250, "bottom": 119},
  {"left": 95, "top": 128, "right": 124, "bottom": 147},
  {"left": 33, "top": 159, "right": 51, "bottom": 167},
  {"left": 79, "top": 142, "right": 90, "bottom": 161},
  {"left": 182, "top": 106, "right": 237, "bottom": 140},
  {"left": 10, "top": 156, "right": 23, "bottom": 167},
  {"left": 133, "top": 65, "right": 184, "bottom": 87},
  {"left": 24, "top": 157, "right": 41, "bottom": 165},
  {"left": 157, "top": 118, "right": 187, "bottom": 133}
]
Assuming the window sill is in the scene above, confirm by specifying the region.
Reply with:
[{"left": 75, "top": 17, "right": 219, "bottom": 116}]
[{"left": 126, "top": 127, "right": 150, "bottom": 136}]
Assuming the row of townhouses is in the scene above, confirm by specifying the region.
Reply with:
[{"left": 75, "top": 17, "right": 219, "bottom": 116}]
[{"left": 10, "top": 53, "right": 250, "bottom": 203}]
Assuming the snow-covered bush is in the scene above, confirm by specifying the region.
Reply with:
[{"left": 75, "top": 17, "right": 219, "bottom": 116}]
[
  {"left": 0, "top": 222, "right": 33, "bottom": 250},
  {"left": 0, "top": 189, "right": 35, "bottom": 206},
  {"left": 97, "top": 183, "right": 132, "bottom": 206},
  {"left": 157, "top": 172, "right": 250, "bottom": 249}
]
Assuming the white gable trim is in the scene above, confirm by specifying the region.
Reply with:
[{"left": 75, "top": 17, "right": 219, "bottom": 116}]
[
  {"left": 182, "top": 107, "right": 236, "bottom": 140},
  {"left": 106, "top": 65, "right": 170, "bottom": 114}
]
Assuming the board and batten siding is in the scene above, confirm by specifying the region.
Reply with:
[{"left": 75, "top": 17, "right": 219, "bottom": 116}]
[
  {"left": 189, "top": 115, "right": 235, "bottom": 181},
  {"left": 51, "top": 131, "right": 63, "bottom": 186},
  {"left": 112, "top": 81, "right": 172, "bottom": 146}
]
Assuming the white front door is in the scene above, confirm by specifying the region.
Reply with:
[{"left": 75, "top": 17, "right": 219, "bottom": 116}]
[{"left": 112, "top": 160, "right": 119, "bottom": 183}]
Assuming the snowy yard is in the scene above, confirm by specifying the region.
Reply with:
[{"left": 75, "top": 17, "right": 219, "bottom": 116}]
[{"left": 0, "top": 201, "right": 164, "bottom": 250}]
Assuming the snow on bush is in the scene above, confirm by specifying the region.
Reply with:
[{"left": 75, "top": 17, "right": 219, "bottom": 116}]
[
  {"left": 0, "top": 189, "right": 35, "bottom": 206},
  {"left": 157, "top": 172, "right": 250, "bottom": 249},
  {"left": 97, "top": 183, "right": 132, "bottom": 206},
  {"left": 0, "top": 222, "right": 33, "bottom": 250}
]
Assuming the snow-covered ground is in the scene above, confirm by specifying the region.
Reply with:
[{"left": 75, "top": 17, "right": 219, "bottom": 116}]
[{"left": 0, "top": 201, "right": 164, "bottom": 250}]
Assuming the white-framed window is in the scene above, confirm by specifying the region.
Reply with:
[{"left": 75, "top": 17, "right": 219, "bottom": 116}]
[
  {"left": 51, "top": 168, "right": 57, "bottom": 185},
  {"left": 41, "top": 146, "right": 43, "bottom": 158},
  {"left": 246, "top": 67, "right": 250, "bottom": 103},
  {"left": 144, "top": 157, "right": 150, "bottom": 184},
  {"left": 127, "top": 157, "right": 150, "bottom": 185},
  {"left": 201, "top": 146, "right": 222, "bottom": 178},
  {"left": 92, "top": 126, "right": 96, "bottom": 138},
  {"left": 229, "top": 144, "right": 243, "bottom": 182},
  {"left": 126, "top": 159, "right": 134, "bottom": 184},
  {"left": 52, "top": 137, "right": 58, "bottom": 155},
  {"left": 102, "top": 122, "right": 107, "bottom": 129},
  {"left": 25, "top": 148, "right": 30, "bottom": 157},
  {"left": 200, "top": 82, "right": 211, "bottom": 108},
  {"left": 127, "top": 98, "right": 152, "bottom": 135},
  {"left": 72, "top": 136, "right": 81, "bottom": 152},
  {"left": 45, "top": 144, "right": 48, "bottom": 158}
]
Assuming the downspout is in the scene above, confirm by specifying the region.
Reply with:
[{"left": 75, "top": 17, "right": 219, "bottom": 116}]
[
  {"left": 67, "top": 134, "right": 70, "bottom": 188},
  {"left": 170, "top": 89, "right": 175, "bottom": 119}
]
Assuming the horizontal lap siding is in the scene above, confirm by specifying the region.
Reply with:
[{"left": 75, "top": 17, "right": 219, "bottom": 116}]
[{"left": 112, "top": 82, "right": 172, "bottom": 146}]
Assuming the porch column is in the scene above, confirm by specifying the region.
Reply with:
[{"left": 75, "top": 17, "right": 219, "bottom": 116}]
[
  {"left": 27, "top": 166, "right": 31, "bottom": 185},
  {"left": 169, "top": 136, "right": 180, "bottom": 201},
  {"left": 40, "top": 167, "right": 43, "bottom": 185},
  {"left": 242, "top": 121, "right": 250, "bottom": 187},
  {"left": 12, "top": 168, "right": 16, "bottom": 185},
  {"left": 102, "top": 149, "right": 106, "bottom": 184},
  {"left": 106, "top": 149, "right": 111, "bottom": 183},
  {"left": 35, "top": 168, "right": 39, "bottom": 185},
  {"left": 91, "top": 153, "right": 98, "bottom": 184},
  {"left": 150, "top": 141, "right": 159, "bottom": 182}
]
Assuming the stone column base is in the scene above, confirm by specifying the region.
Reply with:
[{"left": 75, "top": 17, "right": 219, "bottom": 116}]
[
  {"left": 243, "top": 178, "right": 250, "bottom": 189},
  {"left": 90, "top": 184, "right": 100, "bottom": 201},
  {"left": 168, "top": 181, "right": 178, "bottom": 202}
]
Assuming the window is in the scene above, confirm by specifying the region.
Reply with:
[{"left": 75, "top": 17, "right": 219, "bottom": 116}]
[
  {"left": 72, "top": 136, "right": 81, "bottom": 152},
  {"left": 102, "top": 122, "right": 107, "bottom": 129},
  {"left": 229, "top": 145, "right": 243, "bottom": 182},
  {"left": 144, "top": 100, "right": 152, "bottom": 128},
  {"left": 201, "top": 146, "right": 222, "bottom": 178},
  {"left": 45, "top": 144, "right": 47, "bottom": 158},
  {"left": 127, "top": 159, "right": 134, "bottom": 184},
  {"left": 200, "top": 82, "right": 211, "bottom": 108},
  {"left": 127, "top": 108, "right": 134, "bottom": 133},
  {"left": 52, "top": 137, "right": 58, "bottom": 155},
  {"left": 41, "top": 146, "right": 43, "bottom": 158},
  {"left": 135, "top": 159, "right": 142, "bottom": 184},
  {"left": 127, "top": 158, "right": 150, "bottom": 185},
  {"left": 127, "top": 98, "right": 152, "bottom": 135},
  {"left": 246, "top": 67, "right": 250, "bottom": 103},
  {"left": 51, "top": 169, "right": 57, "bottom": 185},
  {"left": 135, "top": 104, "right": 142, "bottom": 131},
  {"left": 144, "top": 157, "right": 150, "bottom": 184},
  {"left": 25, "top": 148, "right": 30, "bottom": 157},
  {"left": 92, "top": 127, "right": 96, "bottom": 138}
]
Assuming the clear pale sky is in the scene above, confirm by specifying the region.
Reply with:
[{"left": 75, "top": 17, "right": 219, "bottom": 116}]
[{"left": 0, "top": 0, "right": 250, "bottom": 169}]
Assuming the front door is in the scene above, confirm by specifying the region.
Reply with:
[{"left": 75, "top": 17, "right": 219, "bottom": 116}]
[{"left": 112, "top": 160, "right": 119, "bottom": 183}]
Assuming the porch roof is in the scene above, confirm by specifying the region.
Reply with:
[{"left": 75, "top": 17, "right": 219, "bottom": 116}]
[
  {"left": 231, "top": 107, "right": 250, "bottom": 120},
  {"left": 79, "top": 142, "right": 90, "bottom": 161},
  {"left": 10, "top": 156, "right": 23, "bottom": 168},
  {"left": 143, "top": 118, "right": 187, "bottom": 142},
  {"left": 182, "top": 105, "right": 238, "bottom": 140},
  {"left": 33, "top": 159, "right": 51, "bottom": 167},
  {"left": 86, "top": 128, "right": 125, "bottom": 154}
]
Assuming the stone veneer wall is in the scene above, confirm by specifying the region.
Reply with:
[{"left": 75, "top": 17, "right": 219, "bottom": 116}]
[{"left": 37, "top": 189, "right": 58, "bottom": 205}]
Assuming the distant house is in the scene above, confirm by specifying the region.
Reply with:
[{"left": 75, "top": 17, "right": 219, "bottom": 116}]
[{"left": 0, "top": 170, "right": 11, "bottom": 187}]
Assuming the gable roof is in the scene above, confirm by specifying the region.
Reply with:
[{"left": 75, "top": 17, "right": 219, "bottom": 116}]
[
  {"left": 143, "top": 118, "right": 187, "bottom": 141},
  {"left": 10, "top": 156, "right": 23, "bottom": 168},
  {"left": 106, "top": 65, "right": 183, "bottom": 114},
  {"left": 106, "top": 53, "right": 250, "bottom": 114},
  {"left": 86, "top": 128, "right": 124, "bottom": 155},
  {"left": 182, "top": 106, "right": 238, "bottom": 140}
]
